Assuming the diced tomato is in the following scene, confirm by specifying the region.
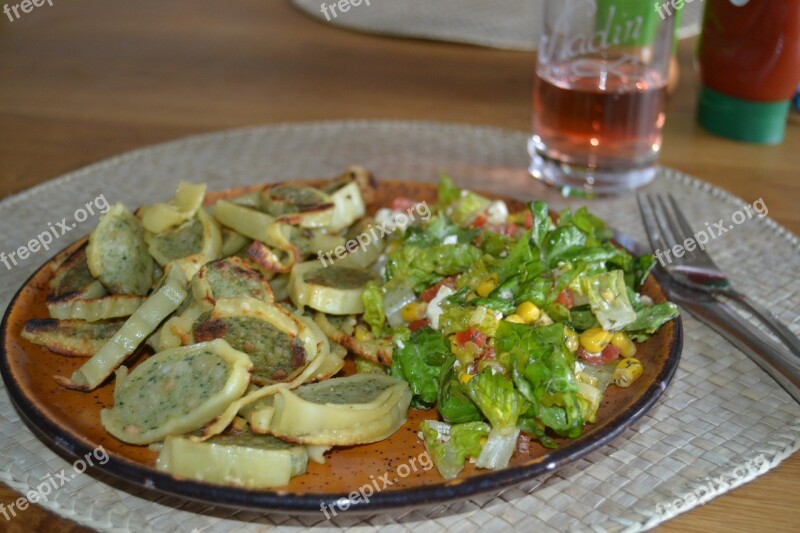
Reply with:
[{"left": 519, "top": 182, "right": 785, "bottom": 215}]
[
  {"left": 472, "top": 213, "right": 488, "bottom": 228},
  {"left": 502, "top": 223, "right": 519, "bottom": 237},
  {"left": 454, "top": 327, "right": 487, "bottom": 348},
  {"left": 468, "top": 345, "right": 496, "bottom": 374},
  {"left": 524, "top": 211, "right": 534, "bottom": 230},
  {"left": 420, "top": 277, "right": 457, "bottom": 302},
  {"left": 454, "top": 329, "right": 471, "bottom": 346},
  {"left": 555, "top": 289, "right": 574, "bottom": 309},
  {"left": 578, "top": 344, "right": 620, "bottom": 364},
  {"left": 479, "top": 345, "right": 496, "bottom": 360},
  {"left": 408, "top": 319, "right": 430, "bottom": 332},
  {"left": 391, "top": 197, "right": 417, "bottom": 211}
]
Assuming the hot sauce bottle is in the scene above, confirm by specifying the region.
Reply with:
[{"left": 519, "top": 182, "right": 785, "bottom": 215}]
[{"left": 697, "top": 0, "right": 800, "bottom": 144}]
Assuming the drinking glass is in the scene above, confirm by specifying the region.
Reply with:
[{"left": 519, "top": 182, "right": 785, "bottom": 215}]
[{"left": 529, "top": 0, "right": 675, "bottom": 195}]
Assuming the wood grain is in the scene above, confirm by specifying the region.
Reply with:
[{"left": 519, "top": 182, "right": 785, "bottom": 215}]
[{"left": 0, "top": 0, "right": 797, "bottom": 531}]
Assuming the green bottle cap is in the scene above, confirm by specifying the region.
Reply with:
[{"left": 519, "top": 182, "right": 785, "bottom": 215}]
[{"left": 698, "top": 85, "right": 791, "bottom": 145}]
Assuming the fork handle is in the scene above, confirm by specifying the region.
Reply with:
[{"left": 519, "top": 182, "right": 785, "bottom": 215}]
[
  {"left": 722, "top": 291, "right": 800, "bottom": 358},
  {"left": 680, "top": 298, "right": 800, "bottom": 404}
]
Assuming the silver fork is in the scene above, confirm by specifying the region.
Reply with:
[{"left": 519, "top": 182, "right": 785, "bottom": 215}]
[{"left": 637, "top": 193, "right": 800, "bottom": 357}]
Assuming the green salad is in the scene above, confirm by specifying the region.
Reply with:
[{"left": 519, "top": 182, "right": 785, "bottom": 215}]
[{"left": 363, "top": 176, "right": 679, "bottom": 479}]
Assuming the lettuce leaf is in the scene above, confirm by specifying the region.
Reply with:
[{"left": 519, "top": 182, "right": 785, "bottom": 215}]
[
  {"left": 420, "top": 420, "right": 490, "bottom": 479},
  {"left": 386, "top": 242, "right": 482, "bottom": 293},
  {"left": 581, "top": 270, "right": 637, "bottom": 331},
  {"left": 622, "top": 301, "right": 680, "bottom": 341},
  {"left": 542, "top": 226, "right": 588, "bottom": 267},
  {"left": 558, "top": 206, "right": 613, "bottom": 245},
  {"left": 529, "top": 200, "right": 554, "bottom": 251},
  {"left": 390, "top": 326, "right": 450, "bottom": 407},
  {"left": 447, "top": 191, "right": 491, "bottom": 226},
  {"left": 465, "top": 368, "right": 529, "bottom": 435},
  {"left": 403, "top": 214, "right": 478, "bottom": 248},
  {"left": 437, "top": 173, "right": 461, "bottom": 209},
  {"left": 438, "top": 357, "right": 483, "bottom": 424},
  {"left": 496, "top": 321, "right": 583, "bottom": 438},
  {"left": 361, "top": 280, "right": 385, "bottom": 337}
]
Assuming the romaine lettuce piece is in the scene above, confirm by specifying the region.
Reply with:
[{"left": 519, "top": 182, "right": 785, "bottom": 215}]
[
  {"left": 361, "top": 280, "right": 385, "bottom": 336},
  {"left": 385, "top": 242, "right": 482, "bottom": 293},
  {"left": 542, "top": 226, "right": 588, "bottom": 267},
  {"left": 465, "top": 368, "right": 529, "bottom": 435},
  {"left": 420, "top": 420, "right": 490, "bottom": 479},
  {"left": 629, "top": 254, "right": 657, "bottom": 289},
  {"left": 475, "top": 427, "right": 520, "bottom": 469},
  {"left": 437, "top": 303, "right": 472, "bottom": 336},
  {"left": 575, "top": 380, "right": 602, "bottom": 423},
  {"left": 582, "top": 270, "right": 637, "bottom": 331},
  {"left": 447, "top": 191, "right": 491, "bottom": 226},
  {"left": 497, "top": 322, "right": 583, "bottom": 438},
  {"left": 437, "top": 173, "right": 461, "bottom": 209},
  {"left": 558, "top": 206, "right": 613, "bottom": 245},
  {"left": 438, "top": 357, "right": 483, "bottom": 424},
  {"left": 529, "top": 200, "right": 554, "bottom": 251},
  {"left": 495, "top": 230, "right": 534, "bottom": 283},
  {"left": 622, "top": 301, "right": 680, "bottom": 341},
  {"left": 518, "top": 417, "right": 558, "bottom": 449},
  {"left": 403, "top": 213, "right": 477, "bottom": 247},
  {"left": 390, "top": 326, "right": 450, "bottom": 407}
]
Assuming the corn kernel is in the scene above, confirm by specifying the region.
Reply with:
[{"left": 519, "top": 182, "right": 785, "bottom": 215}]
[
  {"left": 479, "top": 437, "right": 488, "bottom": 446},
  {"left": 459, "top": 373, "right": 475, "bottom": 384},
  {"left": 476, "top": 274, "right": 499, "bottom": 297},
  {"left": 613, "top": 357, "right": 643, "bottom": 387},
  {"left": 354, "top": 324, "right": 373, "bottom": 341},
  {"left": 401, "top": 301, "right": 427, "bottom": 322},
  {"left": 611, "top": 332, "right": 637, "bottom": 358},
  {"left": 536, "top": 311, "right": 554, "bottom": 326},
  {"left": 505, "top": 313, "right": 525, "bottom": 324},
  {"left": 579, "top": 327, "right": 613, "bottom": 353},
  {"left": 516, "top": 301, "right": 541, "bottom": 324},
  {"left": 564, "top": 326, "right": 579, "bottom": 352}
]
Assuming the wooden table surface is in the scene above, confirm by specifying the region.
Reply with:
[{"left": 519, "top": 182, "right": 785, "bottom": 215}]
[{"left": 0, "top": 1, "right": 797, "bottom": 531}]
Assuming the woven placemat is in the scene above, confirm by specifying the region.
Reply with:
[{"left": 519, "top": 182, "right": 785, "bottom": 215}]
[
  {"left": 290, "top": 0, "right": 704, "bottom": 51},
  {"left": 0, "top": 121, "right": 797, "bottom": 532}
]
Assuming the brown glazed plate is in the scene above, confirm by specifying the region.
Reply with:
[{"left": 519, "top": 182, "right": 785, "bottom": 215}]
[{"left": 0, "top": 179, "right": 682, "bottom": 514}]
